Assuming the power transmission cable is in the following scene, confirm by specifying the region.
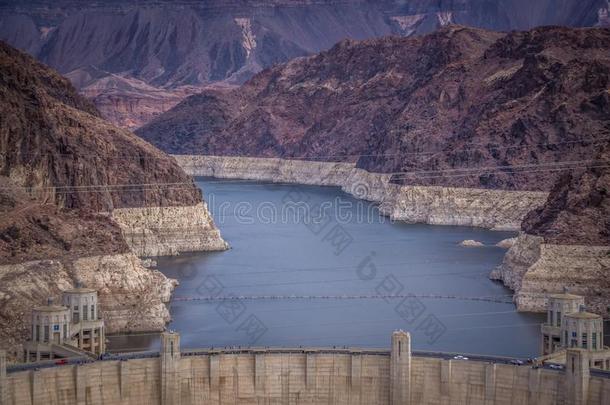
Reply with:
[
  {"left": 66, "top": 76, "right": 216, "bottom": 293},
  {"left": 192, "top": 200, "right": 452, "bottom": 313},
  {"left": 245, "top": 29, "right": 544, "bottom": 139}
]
[
  {"left": 2, "top": 160, "right": 608, "bottom": 193},
  {"left": 3, "top": 136, "right": 608, "bottom": 161}
]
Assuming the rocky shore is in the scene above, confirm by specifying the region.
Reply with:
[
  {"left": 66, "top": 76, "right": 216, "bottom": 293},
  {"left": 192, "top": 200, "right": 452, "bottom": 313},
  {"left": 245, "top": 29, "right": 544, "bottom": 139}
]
[
  {"left": 175, "top": 155, "right": 548, "bottom": 231},
  {"left": 177, "top": 154, "right": 610, "bottom": 315},
  {"left": 0, "top": 253, "right": 176, "bottom": 354},
  {"left": 112, "top": 203, "right": 228, "bottom": 256},
  {"left": 491, "top": 233, "right": 610, "bottom": 313},
  {"left": 0, "top": 41, "right": 228, "bottom": 355}
]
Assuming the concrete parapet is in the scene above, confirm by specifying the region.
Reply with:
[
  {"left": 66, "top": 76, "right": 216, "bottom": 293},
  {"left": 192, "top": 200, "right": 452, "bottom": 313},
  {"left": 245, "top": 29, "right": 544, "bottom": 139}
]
[
  {"left": 306, "top": 351, "right": 316, "bottom": 389},
  {"left": 527, "top": 367, "right": 541, "bottom": 404},
  {"left": 485, "top": 363, "right": 496, "bottom": 405},
  {"left": 161, "top": 332, "right": 180, "bottom": 405},
  {"left": 119, "top": 361, "right": 129, "bottom": 400},
  {"left": 30, "top": 370, "right": 41, "bottom": 405},
  {"left": 254, "top": 352, "right": 265, "bottom": 394},
  {"left": 351, "top": 353, "right": 362, "bottom": 388},
  {"left": 209, "top": 355, "right": 220, "bottom": 396},
  {"left": 566, "top": 349, "right": 590, "bottom": 405},
  {"left": 440, "top": 359, "right": 451, "bottom": 398},
  {"left": 75, "top": 365, "right": 86, "bottom": 405},
  {"left": 6, "top": 332, "right": 610, "bottom": 405},
  {"left": 602, "top": 378, "right": 610, "bottom": 404},
  {"left": 391, "top": 330, "right": 411, "bottom": 405}
]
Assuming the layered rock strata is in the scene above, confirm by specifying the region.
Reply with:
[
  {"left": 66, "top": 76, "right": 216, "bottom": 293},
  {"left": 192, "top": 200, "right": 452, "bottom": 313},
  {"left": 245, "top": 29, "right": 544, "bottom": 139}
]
[
  {"left": 141, "top": 26, "right": 610, "bottom": 195},
  {"left": 492, "top": 142, "right": 610, "bottom": 314},
  {"left": 2, "top": 1, "right": 606, "bottom": 129},
  {"left": 112, "top": 203, "right": 228, "bottom": 257},
  {"left": 0, "top": 41, "right": 226, "bottom": 354},
  {"left": 0, "top": 254, "right": 175, "bottom": 353},
  {"left": 175, "top": 155, "right": 548, "bottom": 231},
  {"left": 491, "top": 233, "right": 610, "bottom": 313}
]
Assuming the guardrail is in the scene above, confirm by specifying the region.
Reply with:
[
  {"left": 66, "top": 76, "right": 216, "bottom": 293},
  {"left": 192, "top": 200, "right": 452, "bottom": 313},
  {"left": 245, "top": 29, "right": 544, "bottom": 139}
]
[
  {"left": 6, "top": 356, "right": 92, "bottom": 374},
  {"left": 590, "top": 368, "right": 610, "bottom": 378},
  {"left": 5, "top": 348, "right": 577, "bottom": 374}
]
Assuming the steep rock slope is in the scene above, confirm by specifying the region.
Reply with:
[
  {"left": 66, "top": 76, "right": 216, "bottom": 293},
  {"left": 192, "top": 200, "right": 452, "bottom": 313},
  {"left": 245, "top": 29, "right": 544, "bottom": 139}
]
[
  {"left": 522, "top": 143, "right": 610, "bottom": 246},
  {"left": 0, "top": 41, "right": 225, "bottom": 353},
  {"left": 492, "top": 141, "right": 610, "bottom": 313},
  {"left": 139, "top": 26, "right": 610, "bottom": 192},
  {"left": 140, "top": 25, "right": 610, "bottom": 314},
  {"left": 1, "top": 0, "right": 608, "bottom": 128}
]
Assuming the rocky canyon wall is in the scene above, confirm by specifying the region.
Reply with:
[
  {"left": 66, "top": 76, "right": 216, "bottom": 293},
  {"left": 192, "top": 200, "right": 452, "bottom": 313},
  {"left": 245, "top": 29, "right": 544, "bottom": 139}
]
[
  {"left": 2, "top": 1, "right": 606, "bottom": 129},
  {"left": 111, "top": 203, "right": 228, "bottom": 257},
  {"left": 0, "top": 254, "right": 175, "bottom": 353},
  {"left": 177, "top": 155, "right": 610, "bottom": 316},
  {"left": 174, "top": 155, "right": 548, "bottom": 231},
  {"left": 0, "top": 41, "right": 228, "bottom": 355},
  {"left": 491, "top": 233, "right": 610, "bottom": 314}
]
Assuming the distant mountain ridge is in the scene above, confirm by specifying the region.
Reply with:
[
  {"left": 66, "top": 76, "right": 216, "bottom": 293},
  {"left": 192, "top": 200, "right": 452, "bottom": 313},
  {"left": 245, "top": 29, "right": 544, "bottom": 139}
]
[
  {"left": 1, "top": 0, "right": 608, "bottom": 128},
  {"left": 137, "top": 25, "right": 610, "bottom": 193}
]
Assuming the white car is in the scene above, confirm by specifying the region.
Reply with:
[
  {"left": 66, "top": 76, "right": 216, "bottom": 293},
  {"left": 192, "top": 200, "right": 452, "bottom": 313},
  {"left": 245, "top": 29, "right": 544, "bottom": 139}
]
[{"left": 453, "top": 355, "right": 469, "bottom": 360}]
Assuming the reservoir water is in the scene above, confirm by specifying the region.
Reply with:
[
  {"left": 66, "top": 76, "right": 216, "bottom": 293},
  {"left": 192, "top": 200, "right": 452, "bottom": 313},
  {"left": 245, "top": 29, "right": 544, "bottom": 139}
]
[{"left": 109, "top": 178, "right": 546, "bottom": 357}]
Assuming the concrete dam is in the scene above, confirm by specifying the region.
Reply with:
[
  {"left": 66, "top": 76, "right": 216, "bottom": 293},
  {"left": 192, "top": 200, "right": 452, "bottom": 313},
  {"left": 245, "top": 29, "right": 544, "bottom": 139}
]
[{"left": 2, "top": 331, "right": 610, "bottom": 405}]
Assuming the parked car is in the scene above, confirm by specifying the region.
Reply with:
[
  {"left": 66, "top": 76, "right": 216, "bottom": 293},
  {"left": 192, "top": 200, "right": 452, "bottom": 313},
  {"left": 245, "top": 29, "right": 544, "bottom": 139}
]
[{"left": 453, "top": 355, "right": 469, "bottom": 360}]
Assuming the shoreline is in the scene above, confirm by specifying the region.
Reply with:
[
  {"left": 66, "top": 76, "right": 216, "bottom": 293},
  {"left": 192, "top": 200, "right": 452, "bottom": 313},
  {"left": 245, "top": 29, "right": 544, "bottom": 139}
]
[
  {"left": 174, "top": 155, "right": 549, "bottom": 231},
  {"left": 173, "top": 155, "right": 610, "bottom": 316}
]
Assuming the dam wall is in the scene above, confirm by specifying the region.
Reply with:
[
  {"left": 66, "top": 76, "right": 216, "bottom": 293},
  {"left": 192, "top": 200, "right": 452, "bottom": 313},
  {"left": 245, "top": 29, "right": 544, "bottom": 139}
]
[
  {"left": 174, "top": 155, "right": 548, "bottom": 231},
  {"left": 3, "top": 332, "right": 610, "bottom": 405}
]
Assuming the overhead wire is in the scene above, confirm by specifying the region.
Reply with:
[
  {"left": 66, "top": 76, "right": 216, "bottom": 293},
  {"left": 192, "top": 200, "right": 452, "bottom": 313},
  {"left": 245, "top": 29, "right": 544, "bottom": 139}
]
[
  {"left": 2, "top": 135, "right": 608, "bottom": 162},
  {"left": 1, "top": 159, "right": 608, "bottom": 193}
]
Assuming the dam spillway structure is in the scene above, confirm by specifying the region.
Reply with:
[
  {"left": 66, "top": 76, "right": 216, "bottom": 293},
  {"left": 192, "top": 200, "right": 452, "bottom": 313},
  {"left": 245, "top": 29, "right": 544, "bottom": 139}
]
[{"left": 2, "top": 331, "right": 610, "bottom": 405}]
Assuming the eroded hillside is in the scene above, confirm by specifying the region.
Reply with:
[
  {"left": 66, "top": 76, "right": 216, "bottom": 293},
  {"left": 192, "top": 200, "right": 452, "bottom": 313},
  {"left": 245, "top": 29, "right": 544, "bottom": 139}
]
[
  {"left": 0, "top": 41, "right": 225, "bottom": 354},
  {"left": 2, "top": 0, "right": 608, "bottom": 128},
  {"left": 139, "top": 26, "right": 610, "bottom": 192}
]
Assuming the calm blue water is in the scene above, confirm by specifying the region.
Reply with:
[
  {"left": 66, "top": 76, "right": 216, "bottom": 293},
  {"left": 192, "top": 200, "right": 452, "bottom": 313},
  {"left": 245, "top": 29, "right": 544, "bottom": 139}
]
[{"left": 109, "top": 178, "right": 546, "bottom": 357}]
